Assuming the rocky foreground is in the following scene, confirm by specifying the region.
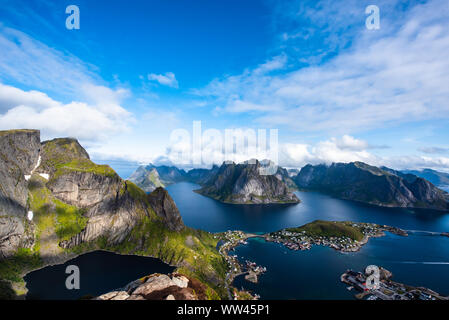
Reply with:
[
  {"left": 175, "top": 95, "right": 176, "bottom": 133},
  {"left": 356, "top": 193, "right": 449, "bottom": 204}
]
[{"left": 95, "top": 273, "right": 210, "bottom": 300}]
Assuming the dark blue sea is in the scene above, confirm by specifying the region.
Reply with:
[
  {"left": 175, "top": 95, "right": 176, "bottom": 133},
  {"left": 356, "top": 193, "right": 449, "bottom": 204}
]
[{"left": 166, "top": 182, "right": 449, "bottom": 299}]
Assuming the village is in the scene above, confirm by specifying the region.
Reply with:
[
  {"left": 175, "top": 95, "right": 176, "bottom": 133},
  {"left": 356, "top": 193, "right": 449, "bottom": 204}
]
[
  {"left": 265, "top": 222, "right": 408, "bottom": 253},
  {"left": 341, "top": 268, "right": 449, "bottom": 300},
  {"left": 215, "top": 230, "right": 266, "bottom": 299}
]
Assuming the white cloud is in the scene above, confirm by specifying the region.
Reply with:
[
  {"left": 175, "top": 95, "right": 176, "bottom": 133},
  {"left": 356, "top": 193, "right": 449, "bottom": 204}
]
[
  {"left": 0, "top": 84, "right": 59, "bottom": 113},
  {"left": 280, "top": 136, "right": 377, "bottom": 168},
  {"left": 281, "top": 136, "right": 449, "bottom": 172},
  {"left": 90, "top": 132, "right": 449, "bottom": 173},
  {"left": 0, "top": 26, "right": 98, "bottom": 98},
  {"left": 195, "top": 0, "right": 449, "bottom": 134},
  {"left": 0, "top": 26, "right": 134, "bottom": 142},
  {"left": 147, "top": 72, "right": 179, "bottom": 88},
  {"left": 333, "top": 135, "right": 368, "bottom": 151},
  {"left": 0, "top": 83, "right": 132, "bottom": 141}
]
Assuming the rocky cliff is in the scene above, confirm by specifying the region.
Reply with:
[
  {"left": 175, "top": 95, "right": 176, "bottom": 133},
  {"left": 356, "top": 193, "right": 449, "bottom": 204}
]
[
  {"left": 295, "top": 162, "right": 449, "bottom": 211},
  {"left": 147, "top": 187, "right": 184, "bottom": 232},
  {"left": 0, "top": 130, "right": 227, "bottom": 299},
  {"left": 402, "top": 168, "right": 449, "bottom": 190},
  {"left": 0, "top": 130, "right": 41, "bottom": 258},
  {"left": 195, "top": 160, "right": 300, "bottom": 204}
]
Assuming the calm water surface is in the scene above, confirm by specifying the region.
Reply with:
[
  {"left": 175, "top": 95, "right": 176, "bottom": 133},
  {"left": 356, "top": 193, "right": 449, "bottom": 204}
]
[
  {"left": 25, "top": 251, "right": 175, "bottom": 300},
  {"left": 166, "top": 182, "right": 449, "bottom": 299},
  {"left": 166, "top": 182, "right": 449, "bottom": 233}
]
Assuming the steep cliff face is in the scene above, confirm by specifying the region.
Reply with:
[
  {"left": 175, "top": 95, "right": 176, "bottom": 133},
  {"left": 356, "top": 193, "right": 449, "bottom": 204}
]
[
  {"left": 273, "top": 166, "right": 298, "bottom": 191},
  {"left": 295, "top": 162, "right": 449, "bottom": 211},
  {"left": 0, "top": 131, "right": 227, "bottom": 299},
  {"left": 0, "top": 130, "right": 40, "bottom": 258},
  {"left": 196, "top": 160, "right": 300, "bottom": 204},
  {"left": 147, "top": 187, "right": 184, "bottom": 232}
]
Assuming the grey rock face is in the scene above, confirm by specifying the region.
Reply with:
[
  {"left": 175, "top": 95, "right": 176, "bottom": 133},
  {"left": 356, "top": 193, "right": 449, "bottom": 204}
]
[
  {"left": 48, "top": 171, "right": 121, "bottom": 209},
  {"left": 196, "top": 160, "right": 300, "bottom": 204},
  {"left": 59, "top": 180, "right": 145, "bottom": 248},
  {"left": 402, "top": 168, "right": 449, "bottom": 190},
  {"left": 0, "top": 130, "right": 40, "bottom": 258},
  {"left": 147, "top": 187, "right": 184, "bottom": 231},
  {"left": 295, "top": 162, "right": 449, "bottom": 211},
  {"left": 0, "top": 132, "right": 186, "bottom": 255}
]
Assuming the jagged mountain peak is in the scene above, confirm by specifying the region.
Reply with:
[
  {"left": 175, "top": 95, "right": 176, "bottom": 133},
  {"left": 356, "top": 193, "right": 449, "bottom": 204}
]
[
  {"left": 147, "top": 187, "right": 184, "bottom": 232},
  {"left": 196, "top": 160, "right": 300, "bottom": 204}
]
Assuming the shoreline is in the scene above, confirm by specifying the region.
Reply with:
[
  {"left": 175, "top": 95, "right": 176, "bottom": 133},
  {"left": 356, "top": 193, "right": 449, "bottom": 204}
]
[{"left": 18, "top": 248, "right": 178, "bottom": 299}]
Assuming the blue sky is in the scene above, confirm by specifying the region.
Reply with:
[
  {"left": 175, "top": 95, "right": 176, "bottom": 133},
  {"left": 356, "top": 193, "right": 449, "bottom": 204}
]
[{"left": 1, "top": 0, "right": 449, "bottom": 172}]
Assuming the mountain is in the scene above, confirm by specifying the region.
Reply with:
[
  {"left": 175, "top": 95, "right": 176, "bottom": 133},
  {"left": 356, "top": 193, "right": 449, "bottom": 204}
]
[
  {"left": 195, "top": 160, "right": 300, "bottom": 204},
  {"left": 147, "top": 164, "right": 187, "bottom": 184},
  {"left": 128, "top": 164, "right": 187, "bottom": 191},
  {"left": 0, "top": 130, "right": 227, "bottom": 299},
  {"left": 402, "top": 169, "right": 449, "bottom": 190},
  {"left": 273, "top": 166, "right": 298, "bottom": 191},
  {"left": 128, "top": 166, "right": 164, "bottom": 192},
  {"left": 186, "top": 165, "right": 220, "bottom": 185},
  {"left": 295, "top": 162, "right": 449, "bottom": 211}
]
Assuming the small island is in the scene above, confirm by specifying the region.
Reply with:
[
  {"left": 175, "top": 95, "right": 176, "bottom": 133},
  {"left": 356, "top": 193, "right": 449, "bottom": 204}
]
[{"left": 265, "top": 220, "right": 408, "bottom": 252}]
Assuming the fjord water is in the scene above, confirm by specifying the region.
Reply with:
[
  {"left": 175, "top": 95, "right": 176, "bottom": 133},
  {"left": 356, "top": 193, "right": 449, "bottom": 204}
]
[
  {"left": 166, "top": 182, "right": 449, "bottom": 233},
  {"left": 166, "top": 182, "right": 449, "bottom": 299},
  {"left": 25, "top": 251, "right": 175, "bottom": 300}
]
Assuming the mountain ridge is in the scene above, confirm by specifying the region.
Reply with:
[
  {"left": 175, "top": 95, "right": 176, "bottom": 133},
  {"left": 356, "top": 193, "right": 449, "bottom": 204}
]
[{"left": 294, "top": 161, "right": 449, "bottom": 211}]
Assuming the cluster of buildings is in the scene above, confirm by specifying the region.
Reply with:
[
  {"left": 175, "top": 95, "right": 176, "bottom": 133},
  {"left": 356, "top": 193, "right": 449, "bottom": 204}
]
[
  {"left": 217, "top": 230, "right": 267, "bottom": 298},
  {"left": 266, "top": 222, "right": 404, "bottom": 253},
  {"left": 267, "top": 229, "right": 362, "bottom": 252},
  {"left": 341, "top": 269, "right": 446, "bottom": 300}
]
